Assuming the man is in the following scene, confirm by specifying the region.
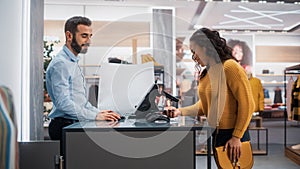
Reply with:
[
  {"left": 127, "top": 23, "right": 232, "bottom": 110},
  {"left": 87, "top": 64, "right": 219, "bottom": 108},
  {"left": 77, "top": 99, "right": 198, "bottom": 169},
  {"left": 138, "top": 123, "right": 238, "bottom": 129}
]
[{"left": 46, "top": 16, "right": 120, "bottom": 140}]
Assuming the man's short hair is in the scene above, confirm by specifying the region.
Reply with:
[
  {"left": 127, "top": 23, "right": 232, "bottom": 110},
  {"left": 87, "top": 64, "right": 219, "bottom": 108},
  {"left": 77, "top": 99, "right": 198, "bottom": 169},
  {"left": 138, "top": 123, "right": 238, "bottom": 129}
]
[{"left": 64, "top": 16, "right": 92, "bottom": 34}]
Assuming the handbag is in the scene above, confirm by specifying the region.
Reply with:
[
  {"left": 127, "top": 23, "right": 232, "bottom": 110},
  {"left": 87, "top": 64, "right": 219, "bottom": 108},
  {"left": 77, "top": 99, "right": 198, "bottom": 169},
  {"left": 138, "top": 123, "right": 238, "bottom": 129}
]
[{"left": 214, "top": 141, "right": 254, "bottom": 169}]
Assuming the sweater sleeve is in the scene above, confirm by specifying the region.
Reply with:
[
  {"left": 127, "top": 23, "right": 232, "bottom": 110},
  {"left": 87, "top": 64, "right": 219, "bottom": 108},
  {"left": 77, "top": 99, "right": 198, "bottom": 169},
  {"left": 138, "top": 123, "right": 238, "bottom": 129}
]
[
  {"left": 179, "top": 100, "right": 203, "bottom": 116},
  {"left": 224, "top": 60, "right": 254, "bottom": 138}
]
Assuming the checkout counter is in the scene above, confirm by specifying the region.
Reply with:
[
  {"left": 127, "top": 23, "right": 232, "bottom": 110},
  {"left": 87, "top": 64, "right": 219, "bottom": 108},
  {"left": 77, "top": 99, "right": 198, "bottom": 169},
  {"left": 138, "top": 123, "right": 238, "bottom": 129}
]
[{"left": 62, "top": 116, "right": 212, "bottom": 169}]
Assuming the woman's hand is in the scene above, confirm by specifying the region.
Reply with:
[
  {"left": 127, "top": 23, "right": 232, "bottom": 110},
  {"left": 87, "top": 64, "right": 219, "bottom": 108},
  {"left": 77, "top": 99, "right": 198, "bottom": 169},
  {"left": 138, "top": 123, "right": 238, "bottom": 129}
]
[
  {"left": 224, "top": 136, "right": 242, "bottom": 163},
  {"left": 95, "top": 110, "right": 120, "bottom": 121},
  {"left": 163, "top": 107, "right": 182, "bottom": 118}
]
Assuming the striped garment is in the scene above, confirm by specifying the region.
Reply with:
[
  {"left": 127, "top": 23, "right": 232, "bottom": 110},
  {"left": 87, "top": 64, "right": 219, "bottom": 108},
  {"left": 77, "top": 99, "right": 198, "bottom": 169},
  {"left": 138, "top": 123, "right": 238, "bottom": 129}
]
[{"left": 0, "top": 86, "right": 19, "bottom": 169}]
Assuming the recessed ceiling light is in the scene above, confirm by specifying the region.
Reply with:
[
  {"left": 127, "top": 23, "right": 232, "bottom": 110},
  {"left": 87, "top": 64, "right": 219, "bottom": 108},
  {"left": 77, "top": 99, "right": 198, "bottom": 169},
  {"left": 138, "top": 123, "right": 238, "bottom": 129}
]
[{"left": 193, "top": 24, "right": 203, "bottom": 30}]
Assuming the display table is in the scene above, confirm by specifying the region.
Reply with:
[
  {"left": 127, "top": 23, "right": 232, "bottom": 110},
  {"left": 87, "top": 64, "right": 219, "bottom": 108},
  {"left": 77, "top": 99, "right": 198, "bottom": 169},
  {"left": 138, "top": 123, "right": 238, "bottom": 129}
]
[
  {"left": 62, "top": 116, "right": 212, "bottom": 169},
  {"left": 260, "top": 109, "right": 284, "bottom": 118},
  {"left": 249, "top": 127, "right": 268, "bottom": 155}
]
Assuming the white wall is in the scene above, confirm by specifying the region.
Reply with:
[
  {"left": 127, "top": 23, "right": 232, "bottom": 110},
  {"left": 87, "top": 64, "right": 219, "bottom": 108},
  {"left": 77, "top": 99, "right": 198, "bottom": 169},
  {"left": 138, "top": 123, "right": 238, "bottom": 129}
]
[
  {"left": 0, "top": 0, "right": 44, "bottom": 141},
  {"left": 255, "top": 34, "right": 300, "bottom": 46},
  {"left": 79, "top": 46, "right": 152, "bottom": 76},
  {"left": 254, "top": 34, "right": 300, "bottom": 75},
  {"left": 0, "top": 0, "right": 23, "bottom": 138}
]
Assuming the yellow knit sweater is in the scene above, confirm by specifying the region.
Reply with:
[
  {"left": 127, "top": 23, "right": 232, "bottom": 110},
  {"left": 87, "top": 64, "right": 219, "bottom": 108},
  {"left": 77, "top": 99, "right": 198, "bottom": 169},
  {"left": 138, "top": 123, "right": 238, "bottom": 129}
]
[
  {"left": 249, "top": 76, "right": 264, "bottom": 112},
  {"left": 179, "top": 59, "right": 254, "bottom": 138}
]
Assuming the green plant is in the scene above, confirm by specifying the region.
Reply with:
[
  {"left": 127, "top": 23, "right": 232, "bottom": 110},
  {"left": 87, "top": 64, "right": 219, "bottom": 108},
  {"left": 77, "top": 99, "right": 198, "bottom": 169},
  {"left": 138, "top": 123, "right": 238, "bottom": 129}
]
[
  {"left": 43, "top": 40, "right": 60, "bottom": 93},
  {"left": 43, "top": 40, "right": 59, "bottom": 116}
]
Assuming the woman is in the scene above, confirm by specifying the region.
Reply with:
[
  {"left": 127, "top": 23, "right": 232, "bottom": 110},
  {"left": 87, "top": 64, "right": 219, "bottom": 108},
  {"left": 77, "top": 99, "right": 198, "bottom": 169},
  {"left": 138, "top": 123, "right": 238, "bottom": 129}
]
[
  {"left": 165, "top": 28, "right": 254, "bottom": 165},
  {"left": 227, "top": 39, "right": 253, "bottom": 70}
]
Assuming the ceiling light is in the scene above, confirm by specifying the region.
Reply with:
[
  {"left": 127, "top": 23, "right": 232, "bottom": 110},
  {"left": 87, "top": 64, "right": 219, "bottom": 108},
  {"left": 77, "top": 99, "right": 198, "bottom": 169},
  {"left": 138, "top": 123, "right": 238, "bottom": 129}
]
[
  {"left": 276, "top": 1, "right": 284, "bottom": 4},
  {"left": 193, "top": 24, "right": 203, "bottom": 30},
  {"left": 240, "top": 0, "right": 249, "bottom": 2},
  {"left": 258, "top": 0, "right": 267, "bottom": 3}
]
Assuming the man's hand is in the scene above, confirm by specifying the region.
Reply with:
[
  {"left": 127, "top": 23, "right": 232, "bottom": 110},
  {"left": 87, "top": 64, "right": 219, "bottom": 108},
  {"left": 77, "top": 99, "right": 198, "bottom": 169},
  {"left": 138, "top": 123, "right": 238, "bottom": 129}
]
[{"left": 95, "top": 110, "right": 120, "bottom": 121}]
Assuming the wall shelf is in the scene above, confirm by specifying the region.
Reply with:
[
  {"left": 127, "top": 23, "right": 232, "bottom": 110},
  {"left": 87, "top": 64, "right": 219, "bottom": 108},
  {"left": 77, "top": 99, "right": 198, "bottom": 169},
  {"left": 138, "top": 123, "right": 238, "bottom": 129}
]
[
  {"left": 79, "top": 64, "right": 101, "bottom": 67},
  {"left": 85, "top": 76, "right": 100, "bottom": 79},
  {"left": 261, "top": 81, "right": 285, "bottom": 87},
  {"left": 256, "top": 74, "right": 294, "bottom": 77}
]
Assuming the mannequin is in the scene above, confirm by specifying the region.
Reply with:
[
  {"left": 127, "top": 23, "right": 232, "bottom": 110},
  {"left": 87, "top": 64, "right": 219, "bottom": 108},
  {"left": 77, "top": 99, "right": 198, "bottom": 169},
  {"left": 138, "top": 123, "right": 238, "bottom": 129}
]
[{"left": 246, "top": 71, "right": 264, "bottom": 113}]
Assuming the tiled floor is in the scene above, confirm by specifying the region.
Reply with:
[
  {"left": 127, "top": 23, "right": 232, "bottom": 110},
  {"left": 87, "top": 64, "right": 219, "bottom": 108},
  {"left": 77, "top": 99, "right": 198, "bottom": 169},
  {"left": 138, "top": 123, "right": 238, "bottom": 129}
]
[{"left": 196, "top": 120, "right": 300, "bottom": 169}]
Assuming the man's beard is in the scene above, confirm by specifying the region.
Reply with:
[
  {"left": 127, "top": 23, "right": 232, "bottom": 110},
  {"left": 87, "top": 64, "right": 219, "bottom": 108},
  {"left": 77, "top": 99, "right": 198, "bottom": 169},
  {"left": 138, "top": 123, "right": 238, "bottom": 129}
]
[{"left": 71, "top": 36, "right": 89, "bottom": 54}]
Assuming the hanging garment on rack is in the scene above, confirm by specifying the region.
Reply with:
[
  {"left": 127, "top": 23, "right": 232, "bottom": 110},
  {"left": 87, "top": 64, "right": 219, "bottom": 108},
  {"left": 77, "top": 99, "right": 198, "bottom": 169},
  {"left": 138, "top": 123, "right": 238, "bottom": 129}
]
[
  {"left": 274, "top": 87, "right": 283, "bottom": 104},
  {"left": 286, "top": 76, "right": 295, "bottom": 120},
  {"left": 249, "top": 76, "right": 264, "bottom": 112},
  {"left": 0, "top": 86, "right": 19, "bottom": 169},
  {"left": 88, "top": 85, "right": 99, "bottom": 107},
  {"left": 291, "top": 75, "right": 300, "bottom": 121},
  {"left": 263, "top": 88, "right": 270, "bottom": 98}
]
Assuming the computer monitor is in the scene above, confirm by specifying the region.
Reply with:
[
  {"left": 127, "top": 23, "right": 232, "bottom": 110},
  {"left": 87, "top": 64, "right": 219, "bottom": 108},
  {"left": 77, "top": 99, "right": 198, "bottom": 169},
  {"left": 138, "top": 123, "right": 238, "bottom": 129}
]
[{"left": 97, "top": 62, "right": 155, "bottom": 117}]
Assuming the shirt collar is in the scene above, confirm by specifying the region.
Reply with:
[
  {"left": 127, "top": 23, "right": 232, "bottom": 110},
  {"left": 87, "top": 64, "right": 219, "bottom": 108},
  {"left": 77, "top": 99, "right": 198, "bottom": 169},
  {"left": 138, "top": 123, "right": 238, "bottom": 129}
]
[{"left": 63, "top": 45, "right": 80, "bottom": 62}]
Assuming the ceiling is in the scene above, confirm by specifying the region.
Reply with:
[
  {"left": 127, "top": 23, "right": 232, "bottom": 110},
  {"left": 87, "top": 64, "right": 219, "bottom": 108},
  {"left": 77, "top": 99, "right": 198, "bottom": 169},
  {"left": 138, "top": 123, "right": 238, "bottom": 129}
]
[
  {"left": 194, "top": 1, "right": 300, "bottom": 32},
  {"left": 44, "top": 0, "right": 300, "bottom": 46}
]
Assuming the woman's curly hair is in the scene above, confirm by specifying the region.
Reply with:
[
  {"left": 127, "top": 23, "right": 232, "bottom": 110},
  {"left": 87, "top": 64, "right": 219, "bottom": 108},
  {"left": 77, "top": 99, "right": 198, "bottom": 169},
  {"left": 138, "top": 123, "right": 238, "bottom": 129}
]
[
  {"left": 227, "top": 39, "right": 252, "bottom": 67},
  {"left": 190, "top": 28, "right": 237, "bottom": 64}
]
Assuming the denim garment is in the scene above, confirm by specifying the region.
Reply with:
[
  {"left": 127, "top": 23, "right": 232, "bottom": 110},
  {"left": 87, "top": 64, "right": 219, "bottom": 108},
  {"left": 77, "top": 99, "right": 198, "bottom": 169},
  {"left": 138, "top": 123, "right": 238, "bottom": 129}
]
[{"left": 46, "top": 45, "right": 99, "bottom": 120}]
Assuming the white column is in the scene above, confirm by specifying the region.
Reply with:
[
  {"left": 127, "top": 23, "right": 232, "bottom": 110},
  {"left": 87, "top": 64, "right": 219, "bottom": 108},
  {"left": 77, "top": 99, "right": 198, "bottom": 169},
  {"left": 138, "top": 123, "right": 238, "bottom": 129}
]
[
  {"left": 0, "top": 0, "right": 44, "bottom": 141},
  {"left": 152, "top": 7, "right": 176, "bottom": 95},
  {"left": 0, "top": 0, "right": 24, "bottom": 140}
]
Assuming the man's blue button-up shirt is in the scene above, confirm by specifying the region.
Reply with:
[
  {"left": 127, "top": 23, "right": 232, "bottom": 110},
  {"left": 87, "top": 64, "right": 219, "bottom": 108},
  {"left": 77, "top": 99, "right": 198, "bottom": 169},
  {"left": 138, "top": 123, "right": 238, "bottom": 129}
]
[{"left": 46, "top": 45, "right": 99, "bottom": 120}]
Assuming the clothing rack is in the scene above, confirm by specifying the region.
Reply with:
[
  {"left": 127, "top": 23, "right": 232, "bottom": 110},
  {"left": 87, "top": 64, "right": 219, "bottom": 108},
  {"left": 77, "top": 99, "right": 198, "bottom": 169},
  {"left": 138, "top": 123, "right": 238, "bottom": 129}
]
[
  {"left": 284, "top": 64, "right": 300, "bottom": 166},
  {"left": 284, "top": 64, "right": 300, "bottom": 146}
]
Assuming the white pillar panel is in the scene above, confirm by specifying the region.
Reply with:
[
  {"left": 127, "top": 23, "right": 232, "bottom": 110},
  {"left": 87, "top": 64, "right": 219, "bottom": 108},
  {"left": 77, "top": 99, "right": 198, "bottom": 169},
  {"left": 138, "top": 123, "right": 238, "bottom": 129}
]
[
  {"left": 152, "top": 8, "right": 176, "bottom": 95},
  {"left": 0, "top": 0, "right": 44, "bottom": 141},
  {"left": 0, "top": 0, "right": 23, "bottom": 139}
]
